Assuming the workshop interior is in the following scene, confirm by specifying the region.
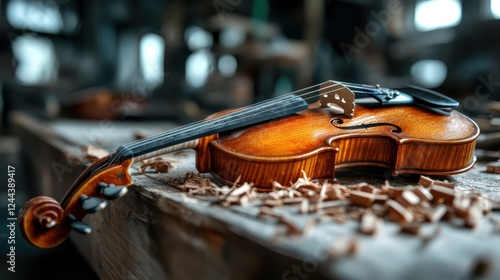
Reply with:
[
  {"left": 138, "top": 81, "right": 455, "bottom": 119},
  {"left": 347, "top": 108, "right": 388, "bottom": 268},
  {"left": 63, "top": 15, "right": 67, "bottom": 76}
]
[{"left": 0, "top": 0, "right": 500, "bottom": 279}]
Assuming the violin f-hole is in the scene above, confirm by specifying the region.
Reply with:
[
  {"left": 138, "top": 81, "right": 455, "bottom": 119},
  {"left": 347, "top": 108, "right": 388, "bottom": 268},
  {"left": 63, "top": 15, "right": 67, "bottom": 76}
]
[{"left": 330, "top": 118, "right": 403, "bottom": 134}]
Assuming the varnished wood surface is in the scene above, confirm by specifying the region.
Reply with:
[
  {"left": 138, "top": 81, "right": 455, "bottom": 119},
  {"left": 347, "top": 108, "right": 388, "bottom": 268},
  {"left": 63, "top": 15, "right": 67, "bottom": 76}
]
[
  {"left": 204, "top": 105, "right": 479, "bottom": 189},
  {"left": 213, "top": 105, "right": 478, "bottom": 157}
]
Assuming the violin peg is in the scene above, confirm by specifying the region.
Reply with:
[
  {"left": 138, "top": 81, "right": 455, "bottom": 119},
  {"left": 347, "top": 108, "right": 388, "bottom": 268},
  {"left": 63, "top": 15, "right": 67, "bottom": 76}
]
[
  {"left": 80, "top": 194, "right": 108, "bottom": 213},
  {"left": 99, "top": 182, "right": 128, "bottom": 200},
  {"left": 67, "top": 214, "right": 92, "bottom": 234}
]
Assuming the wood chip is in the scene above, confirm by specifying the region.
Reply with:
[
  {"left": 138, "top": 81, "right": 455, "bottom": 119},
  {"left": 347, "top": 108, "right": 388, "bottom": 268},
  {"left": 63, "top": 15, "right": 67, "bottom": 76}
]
[
  {"left": 349, "top": 191, "right": 375, "bottom": 207},
  {"left": 359, "top": 210, "right": 381, "bottom": 235},
  {"left": 299, "top": 200, "right": 310, "bottom": 214},
  {"left": 371, "top": 203, "right": 386, "bottom": 216},
  {"left": 227, "top": 182, "right": 252, "bottom": 197},
  {"left": 386, "top": 200, "right": 414, "bottom": 224},
  {"left": 373, "top": 194, "right": 389, "bottom": 204},
  {"left": 425, "top": 204, "right": 448, "bottom": 223},
  {"left": 471, "top": 257, "right": 492, "bottom": 277},
  {"left": 133, "top": 129, "right": 148, "bottom": 140},
  {"left": 430, "top": 185, "right": 455, "bottom": 205},
  {"left": 478, "top": 196, "right": 493, "bottom": 215},
  {"left": 400, "top": 223, "right": 421, "bottom": 235},
  {"left": 354, "top": 183, "right": 377, "bottom": 194},
  {"left": 465, "top": 203, "right": 483, "bottom": 228},
  {"left": 81, "top": 145, "right": 109, "bottom": 162},
  {"left": 398, "top": 190, "right": 421, "bottom": 207},
  {"left": 418, "top": 175, "right": 434, "bottom": 188},
  {"left": 387, "top": 188, "right": 404, "bottom": 199},
  {"left": 433, "top": 180, "right": 455, "bottom": 189},
  {"left": 412, "top": 186, "right": 433, "bottom": 201},
  {"left": 486, "top": 161, "right": 500, "bottom": 174},
  {"left": 140, "top": 156, "right": 177, "bottom": 173},
  {"left": 313, "top": 200, "right": 351, "bottom": 210},
  {"left": 169, "top": 170, "right": 493, "bottom": 238},
  {"left": 328, "top": 238, "right": 359, "bottom": 258},
  {"left": 453, "top": 197, "right": 471, "bottom": 219}
]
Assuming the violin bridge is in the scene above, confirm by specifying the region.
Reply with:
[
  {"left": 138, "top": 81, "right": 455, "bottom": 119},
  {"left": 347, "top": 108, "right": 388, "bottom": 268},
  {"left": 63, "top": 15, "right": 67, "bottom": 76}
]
[{"left": 319, "top": 81, "right": 355, "bottom": 118}]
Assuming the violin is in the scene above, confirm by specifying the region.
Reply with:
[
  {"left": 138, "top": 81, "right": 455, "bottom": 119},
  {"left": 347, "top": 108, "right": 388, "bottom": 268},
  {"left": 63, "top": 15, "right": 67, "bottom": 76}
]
[{"left": 19, "top": 81, "right": 479, "bottom": 248}]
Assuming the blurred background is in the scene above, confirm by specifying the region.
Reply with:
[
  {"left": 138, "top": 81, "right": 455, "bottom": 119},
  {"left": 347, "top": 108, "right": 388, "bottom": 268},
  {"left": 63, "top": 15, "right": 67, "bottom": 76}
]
[
  {"left": 0, "top": 0, "right": 499, "bottom": 125},
  {"left": 0, "top": 0, "right": 499, "bottom": 278}
]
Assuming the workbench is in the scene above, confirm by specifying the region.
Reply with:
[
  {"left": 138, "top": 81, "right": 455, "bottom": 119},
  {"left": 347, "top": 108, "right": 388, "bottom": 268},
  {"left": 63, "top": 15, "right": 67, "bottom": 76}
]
[{"left": 12, "top": 111, "right": 500, "bottom": 280}]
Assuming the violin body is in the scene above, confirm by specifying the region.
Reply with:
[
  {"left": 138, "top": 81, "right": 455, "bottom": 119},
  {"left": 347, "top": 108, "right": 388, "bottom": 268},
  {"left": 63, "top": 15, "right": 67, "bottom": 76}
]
[{"left": 196, "top": 103, "right": 479, "bottom": 190}]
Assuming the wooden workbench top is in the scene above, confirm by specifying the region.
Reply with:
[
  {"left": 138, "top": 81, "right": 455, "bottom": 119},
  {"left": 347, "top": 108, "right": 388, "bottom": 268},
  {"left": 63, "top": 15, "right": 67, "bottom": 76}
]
[{"left": 11, "top": 112, "right": 500, "bottom": 280}]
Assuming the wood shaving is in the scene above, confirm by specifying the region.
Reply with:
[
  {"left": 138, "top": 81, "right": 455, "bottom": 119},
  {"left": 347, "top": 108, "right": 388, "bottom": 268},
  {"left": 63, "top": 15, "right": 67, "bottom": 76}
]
[
  {"left": 258, "top": 207, "right": 314, "bottom": 237},
  {"left": 486, "top": 161, "right": 500, "bottom": 174},
  {"left": 327, "top": 237, "right": 359, "bottom": 258},
  {"left": 417, "top": 176, "right": 434, "bottom": 188},
  {"left": 140, "top": 156, "right": 179, "bottom": 173},
  {"left": 169, "top": 172, "right": 494, "bottom": 238},
  {"left": 133, "top": 129, "right": 149, "bottom": 140},
  {"left": 81, "top": 145, "right": 109, "bottom": 162},
  {"left": 359, "top": 210, "right": 382, "bottom": 235},
  {"left": 471, "top": 257, "right": 492, "bottom": 277},
  {"left": 400, "top": 223, "right": 420, "bottom": 235}
]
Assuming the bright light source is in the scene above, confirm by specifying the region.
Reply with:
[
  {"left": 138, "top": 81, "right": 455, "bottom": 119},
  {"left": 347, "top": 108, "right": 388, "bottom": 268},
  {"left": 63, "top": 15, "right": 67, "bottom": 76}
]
[
  {"left": 7, "top": 0, "right": 64, "bottom": 34},
  {"left": 140, "top": 33, "right": 165, "bottom": 88},
  {"left": 220, "top": 26, "right": 245, "bottom": 48},
  {"left": 410, "top": 59, "right": 448, "bottom": 88},
  {"left": 492, "top": 0, "right": 500, "bottom": 18},
  {"left": 218, "top": 54, "right": 237, "bottom": 77},
  {"left": 414, "top": 0, "right": 462, "bottom": 31},
  {"left": 186, "top": 50, "right": 214, "bottom": 88},
  {"left": 12, "top": 35, "right": 58, "bottom": 85},
  {"left": 184, "top": 26, "right": 213, "bottom": 51}
]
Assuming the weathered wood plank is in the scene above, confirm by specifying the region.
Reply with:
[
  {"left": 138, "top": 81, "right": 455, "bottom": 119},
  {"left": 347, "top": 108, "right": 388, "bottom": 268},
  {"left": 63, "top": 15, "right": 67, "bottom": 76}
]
[{"left": 12, "top": 112, "right": 500, "bottom": 280}]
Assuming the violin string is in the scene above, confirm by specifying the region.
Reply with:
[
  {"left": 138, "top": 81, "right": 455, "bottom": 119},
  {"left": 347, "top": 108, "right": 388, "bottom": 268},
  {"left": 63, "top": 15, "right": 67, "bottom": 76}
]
[
  {"left": 106, "top": 81, "right": 384, "bottom": 166},
  {"left": 117, "top": 83, "right": 342, "bottom": 150},
  {"left": 107, "top": 83, "right": 356, "bottom": 166},
  {"left": 106, "top": 82, "right": 389, "bottom": 167},
  {"left": 104, "top": 83, "right": 342, "bottom": 166},
  {"left": 106, "top": 81, "right": 385, "bottom": 166}
]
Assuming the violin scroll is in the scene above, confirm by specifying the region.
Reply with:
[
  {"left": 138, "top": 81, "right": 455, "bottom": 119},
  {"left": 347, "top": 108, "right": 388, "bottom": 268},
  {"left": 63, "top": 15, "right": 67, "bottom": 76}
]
[
  {"left": 19, "top": 196, "right": 69, "bottom": 248},
  {"left": 19, "top": 158, "right": 134, "bottom": 248}
]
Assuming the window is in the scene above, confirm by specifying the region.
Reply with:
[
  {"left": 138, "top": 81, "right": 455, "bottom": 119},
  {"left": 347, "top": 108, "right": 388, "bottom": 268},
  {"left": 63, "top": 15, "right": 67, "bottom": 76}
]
[
  {"left": 491, "top": 0, "right": 500, "bottom": 18},
  {"left": 140, "top": 33, "right": 165, "bottom": 88},
  {"left": 414, "top": 0, "right": 462, "bottom": 31},
  {"left": 12, "top": 35, "right": 57, "bottom": 85},
  {"left": 410, "top": 59, "right": 448, "bottom": 88},
  {"left": 7, "top": 0, "right": 64, "bottom": 34}
]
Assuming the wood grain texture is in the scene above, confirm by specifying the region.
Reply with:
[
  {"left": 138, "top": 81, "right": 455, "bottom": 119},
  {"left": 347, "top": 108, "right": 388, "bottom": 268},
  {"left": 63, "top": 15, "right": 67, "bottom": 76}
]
[
  {"left": 202, "top": 104, "right": 479, "bottom": 190},
  {"left": 80, "top": 163, "right": 500, "bottom": 280},
  {"left": 11, "top": 112, "right": 500, "bottom": 280},
  {"left": 84, "top": 179, "right": 315, "bottom": 280}
]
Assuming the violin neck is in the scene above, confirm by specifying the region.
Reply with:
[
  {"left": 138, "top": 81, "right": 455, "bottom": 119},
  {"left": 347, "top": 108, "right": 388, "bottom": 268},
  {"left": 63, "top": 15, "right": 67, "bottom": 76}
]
[{"left": 111, "top": 94, "right": 309, "bottom": 163}]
